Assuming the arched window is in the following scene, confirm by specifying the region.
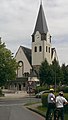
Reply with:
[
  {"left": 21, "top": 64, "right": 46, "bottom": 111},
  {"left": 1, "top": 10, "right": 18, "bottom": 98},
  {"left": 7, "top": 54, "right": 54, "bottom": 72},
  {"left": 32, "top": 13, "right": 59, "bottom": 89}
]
[
  {"left": 49, "top": 47, "right": 50, "bottom": 53},
  {"left": 17, "top": 61, "right": 24, "bottom": 77},
  {"left": 34, "top": 46, "right": 37, "bottom": 52},
  {"left": 39, "top": 46, "right": 42, "bottom": 52},
  {"left": 46, "top": 46, "right": 47, "bottom": 52}
]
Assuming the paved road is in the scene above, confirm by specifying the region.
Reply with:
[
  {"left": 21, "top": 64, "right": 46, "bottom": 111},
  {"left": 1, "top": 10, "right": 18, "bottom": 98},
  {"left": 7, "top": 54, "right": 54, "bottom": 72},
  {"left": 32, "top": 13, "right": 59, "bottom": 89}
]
[
  {"left": 0, "top": 97, "right": 44, "bottom": 120},
  {"left": 0, "top": 105, "right": 45, "bottom": 120},
  {"left": 0, "top": 97, "right": 41, "bottom": 106}
]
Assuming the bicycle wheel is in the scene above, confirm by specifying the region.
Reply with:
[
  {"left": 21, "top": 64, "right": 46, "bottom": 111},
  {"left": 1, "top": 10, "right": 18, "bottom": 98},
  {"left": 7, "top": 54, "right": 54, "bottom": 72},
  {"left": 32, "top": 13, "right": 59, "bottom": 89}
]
[
  {"left": 55, "top": 109, "right": 61, "bottom": 120},
  {"left": 48, "top": 111, "right": 54, "bottom": 120}
]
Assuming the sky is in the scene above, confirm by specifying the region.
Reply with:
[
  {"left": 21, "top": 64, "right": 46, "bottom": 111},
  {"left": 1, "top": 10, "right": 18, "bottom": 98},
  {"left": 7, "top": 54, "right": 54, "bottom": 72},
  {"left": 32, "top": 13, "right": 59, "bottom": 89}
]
[{"left": 0, "top": 0, "right": 68, "bottom": 65}]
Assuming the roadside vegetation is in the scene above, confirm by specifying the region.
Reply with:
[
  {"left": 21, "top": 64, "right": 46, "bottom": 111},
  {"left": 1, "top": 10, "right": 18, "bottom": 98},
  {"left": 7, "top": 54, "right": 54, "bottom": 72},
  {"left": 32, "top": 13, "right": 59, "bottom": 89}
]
[
  {"left": 0, "top": 39, "right": 17, "bottom": 87},
  {"left": 26, "top": 92, "right": 68, "bottom": 120},
  {"left": 0, "top": 39, "right": 17, "bottom": 95},
  {"left": 37, "top": 105, "right": 68, "bottom": 120},
  {"left": 39, "top": 59, "right": 68, "bottom": 87}
]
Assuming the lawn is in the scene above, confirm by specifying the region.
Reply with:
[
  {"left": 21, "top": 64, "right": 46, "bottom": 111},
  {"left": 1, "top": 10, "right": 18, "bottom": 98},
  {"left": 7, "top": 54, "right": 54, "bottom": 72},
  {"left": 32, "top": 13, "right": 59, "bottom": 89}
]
[{"left": 37, "top": 105, "right": 68, "bottom": 120}]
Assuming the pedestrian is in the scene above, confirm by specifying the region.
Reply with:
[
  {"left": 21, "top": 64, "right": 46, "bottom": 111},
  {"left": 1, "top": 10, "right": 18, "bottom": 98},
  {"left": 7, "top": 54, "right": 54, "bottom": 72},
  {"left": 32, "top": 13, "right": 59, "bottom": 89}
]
[
  {"left": 55, "top": 91, "right": 68, "bottom": 120},
  {"left": 46, "top": 88, "right": 55, "bottom": 120}
]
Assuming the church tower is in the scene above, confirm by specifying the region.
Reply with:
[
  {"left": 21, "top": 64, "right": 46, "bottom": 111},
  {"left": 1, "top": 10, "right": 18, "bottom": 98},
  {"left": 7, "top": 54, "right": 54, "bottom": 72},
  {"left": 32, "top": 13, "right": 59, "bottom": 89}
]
[{"left": 32, "top": 2, "right": 52, "bottom": 69}]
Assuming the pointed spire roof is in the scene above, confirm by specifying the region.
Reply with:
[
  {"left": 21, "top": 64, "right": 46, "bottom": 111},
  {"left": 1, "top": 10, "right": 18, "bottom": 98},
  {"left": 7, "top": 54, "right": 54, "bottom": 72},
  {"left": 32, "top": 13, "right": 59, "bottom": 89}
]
[{"left": 32, "top": 3, "right": 48, "bottom": 35}]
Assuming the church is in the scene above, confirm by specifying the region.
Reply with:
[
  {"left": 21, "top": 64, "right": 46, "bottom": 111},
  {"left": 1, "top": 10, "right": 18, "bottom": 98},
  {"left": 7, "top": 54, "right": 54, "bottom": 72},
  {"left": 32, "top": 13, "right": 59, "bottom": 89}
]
[{"left": 8, "top": 2, "right": 58, "bottom": 91}]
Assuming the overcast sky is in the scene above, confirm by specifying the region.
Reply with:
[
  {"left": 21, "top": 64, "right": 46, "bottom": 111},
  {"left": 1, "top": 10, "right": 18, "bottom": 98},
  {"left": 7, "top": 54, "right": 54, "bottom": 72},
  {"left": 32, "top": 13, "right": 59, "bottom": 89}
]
[{"left": 0, "top": 0, "right": 68, "bottom": 65}]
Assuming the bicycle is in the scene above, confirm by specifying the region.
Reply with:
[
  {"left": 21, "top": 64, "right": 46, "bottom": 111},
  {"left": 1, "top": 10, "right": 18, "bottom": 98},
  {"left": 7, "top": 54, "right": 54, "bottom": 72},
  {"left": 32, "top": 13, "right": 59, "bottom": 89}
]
[
  {"left": 54, "top": 108, "right": 61, "bottom": 120},
  {"left": 47, "top": 108, "right": 60, "bottom": 120},
  {"left": 47, "top": 109, "right": 54, "bottom": 120}
]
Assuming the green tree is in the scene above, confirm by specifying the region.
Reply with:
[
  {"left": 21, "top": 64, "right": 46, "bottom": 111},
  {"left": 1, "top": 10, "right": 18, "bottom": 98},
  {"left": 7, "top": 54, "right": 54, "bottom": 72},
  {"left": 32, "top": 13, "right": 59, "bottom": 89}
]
[
  {"left": 61, "top": 64, "right": 68, "bottom": 85},
  {"left": 39, "top": 59, "right": 51, "bottom": 86},
  {"left": 39, "top": 58, "right": 63, "bottom": 87},
  {"left": 0, "top": 40, "right": 17, "bottom": 86},
  {"left": 51, "top": 59, "right": 63, "bottom": 86}
]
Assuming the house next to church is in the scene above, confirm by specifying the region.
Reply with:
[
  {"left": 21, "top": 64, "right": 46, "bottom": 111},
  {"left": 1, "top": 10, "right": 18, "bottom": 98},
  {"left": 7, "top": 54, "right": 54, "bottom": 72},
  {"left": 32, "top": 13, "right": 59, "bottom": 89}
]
[{"left": 7, "top": 2, "right": 58, "bottom": 91}]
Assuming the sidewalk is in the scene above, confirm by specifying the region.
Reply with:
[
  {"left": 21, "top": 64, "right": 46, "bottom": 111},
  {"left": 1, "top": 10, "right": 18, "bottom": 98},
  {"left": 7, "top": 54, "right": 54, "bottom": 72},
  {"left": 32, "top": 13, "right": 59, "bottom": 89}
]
[{"left": 0, "top": 91, "right": 29, "bottom": 99}]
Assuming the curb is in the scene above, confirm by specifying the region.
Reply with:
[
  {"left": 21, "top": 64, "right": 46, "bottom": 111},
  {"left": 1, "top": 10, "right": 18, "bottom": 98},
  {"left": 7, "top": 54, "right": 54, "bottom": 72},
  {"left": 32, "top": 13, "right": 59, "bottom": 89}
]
[
  {"left": 25, "top": 103, "right": 46, "bottom": 118},
  {"left": 27, "top": 106, "right": 45, "bottom": 118}
]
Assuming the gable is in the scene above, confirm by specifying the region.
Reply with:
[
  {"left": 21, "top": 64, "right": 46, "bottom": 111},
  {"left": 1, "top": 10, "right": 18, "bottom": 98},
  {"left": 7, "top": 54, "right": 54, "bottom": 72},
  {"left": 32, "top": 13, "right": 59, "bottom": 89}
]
[
  {"left": 15, "top": 46, "right": 31, "bottom": 65},
  {"left": 21, "top": 46, "right": 32, "bottom": 65}
]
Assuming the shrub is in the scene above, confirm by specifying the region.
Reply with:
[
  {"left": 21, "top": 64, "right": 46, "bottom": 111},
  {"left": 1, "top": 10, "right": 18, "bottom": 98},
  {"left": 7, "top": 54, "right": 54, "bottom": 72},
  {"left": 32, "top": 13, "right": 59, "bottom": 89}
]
[
  {"left": 57, "top": 86, "right": 68, "bottom": 93},
  {"left": 35, "top": 86, "right": 49, "bottom": 94},
  {"left": 0, "top": 89, "right": 4, "bottom": 97},
  {"left": 41, "top": 93, "right": 48, "bottom": 107},
  {"left": 41, "top": 93, "right": 68, "bottom": 113}
]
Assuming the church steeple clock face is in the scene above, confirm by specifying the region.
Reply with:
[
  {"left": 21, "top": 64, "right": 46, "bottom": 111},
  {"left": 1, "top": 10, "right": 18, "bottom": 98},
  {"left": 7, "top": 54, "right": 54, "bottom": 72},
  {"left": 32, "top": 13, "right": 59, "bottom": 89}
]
[
  {"left": 35, "top": 31, "right": 40, "bottom": 41},
  {"left": 36, "top": 34, "right": 39, "bottom": 40}
]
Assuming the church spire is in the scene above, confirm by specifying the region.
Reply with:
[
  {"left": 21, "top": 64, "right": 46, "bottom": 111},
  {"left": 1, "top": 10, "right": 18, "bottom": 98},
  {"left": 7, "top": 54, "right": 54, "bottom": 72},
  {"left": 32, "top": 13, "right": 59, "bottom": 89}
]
[
  {"left": 32, "top": 2, "right": 48, "bottom": 35},
  {"left": 40, "top": 0, "right": 42, "bottom": 5}
]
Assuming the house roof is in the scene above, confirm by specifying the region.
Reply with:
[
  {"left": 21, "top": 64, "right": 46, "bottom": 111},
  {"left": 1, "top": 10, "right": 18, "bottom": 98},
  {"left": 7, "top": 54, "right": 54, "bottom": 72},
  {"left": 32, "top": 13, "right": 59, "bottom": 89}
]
[
  {"left": 32, "top": 3, "right": 48, "bottom": 35},
  {"left": 20, "top": 46, "right": 32, "bottom": 65}
]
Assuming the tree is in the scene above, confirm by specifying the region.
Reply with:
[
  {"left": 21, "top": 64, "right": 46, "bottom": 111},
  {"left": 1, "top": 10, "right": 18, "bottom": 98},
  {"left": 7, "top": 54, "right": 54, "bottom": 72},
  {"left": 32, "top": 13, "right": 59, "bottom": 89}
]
[
  {"left": 61, "top": 64, "right": 68, "bottom": 85},
  {"left": 51, "top": 59, "right": 63, "bottom": 86},
  {"left": 39, "top": 58, "right": 63, "bottom": 87},
  {"left": 0, "top": 40, "right": 17, "bottom": 86},
  {"left": 39, "top": 59, "right": 51, "bottom": 86}
]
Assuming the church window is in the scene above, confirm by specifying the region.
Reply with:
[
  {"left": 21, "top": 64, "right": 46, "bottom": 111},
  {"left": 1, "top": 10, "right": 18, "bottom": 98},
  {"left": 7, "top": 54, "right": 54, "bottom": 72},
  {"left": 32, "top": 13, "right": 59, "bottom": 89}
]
[
  {"left": 39, "top": 46, "right": 42, "bottom": 52},
  {"left": 17, "top": 61, "right": 24, "bottom": 77},
  {"left": 46, "top": 46, "right": 47, "bottom": 52},
  {"left": 34, "top": 46, "right": 37, "bottom": 52},
  {"left": 49, "top": 47, "right": 50, "bottom": 53}
]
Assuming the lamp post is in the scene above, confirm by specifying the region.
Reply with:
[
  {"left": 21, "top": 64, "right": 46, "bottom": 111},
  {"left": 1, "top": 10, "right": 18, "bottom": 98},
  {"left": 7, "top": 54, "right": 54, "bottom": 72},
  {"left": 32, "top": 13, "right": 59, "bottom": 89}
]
[
  {"left": 55, "top": 70, "right": 56, "bottom": 93},
  {"left": 29, "top": 81, "right": 32, "bottom": 104}
]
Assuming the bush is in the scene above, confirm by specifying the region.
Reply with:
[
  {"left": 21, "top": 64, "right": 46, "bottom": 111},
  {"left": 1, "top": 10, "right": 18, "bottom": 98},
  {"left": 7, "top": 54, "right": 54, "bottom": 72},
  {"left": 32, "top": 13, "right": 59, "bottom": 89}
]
[
  {"left": 41, "top": 93, "right": 68, "bottom": 113},
  {"left": 0, "top": 89, "right": 4, "bottom": 97},
  {"left": 35, "top": 86, "right": 49, "bottom": 94},
  {"left": 41, "top": 93, "right": 48, "bottom": 107},
  {"left": 57, "top": 86, "right": 68, "bottom": 93}
]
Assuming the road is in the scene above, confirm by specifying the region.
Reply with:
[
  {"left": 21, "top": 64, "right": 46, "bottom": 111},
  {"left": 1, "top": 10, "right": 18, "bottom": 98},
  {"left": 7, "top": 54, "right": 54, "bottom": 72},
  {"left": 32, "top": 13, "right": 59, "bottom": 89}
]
[{"left": 0, "top": 97, "right": 45, "bottom": 120}]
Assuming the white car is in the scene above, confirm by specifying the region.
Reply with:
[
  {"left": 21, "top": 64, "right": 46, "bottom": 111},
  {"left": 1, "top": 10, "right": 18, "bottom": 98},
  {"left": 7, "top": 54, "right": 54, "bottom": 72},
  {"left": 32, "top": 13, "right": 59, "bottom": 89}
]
[{"left": 35, "top": 90, "right": 49, "bottom": 98}]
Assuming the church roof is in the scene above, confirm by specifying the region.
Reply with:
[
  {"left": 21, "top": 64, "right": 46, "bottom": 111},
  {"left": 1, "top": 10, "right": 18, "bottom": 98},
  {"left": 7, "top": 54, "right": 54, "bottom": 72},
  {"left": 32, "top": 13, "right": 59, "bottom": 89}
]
[
  {"left": 32, "top": 3, "right": 48, "bottom": 35},
  {"left": 20, "top": 46, "right": 32, "bottom": 65},
  {"left": 29, "top": 69, "right": 37, "bottom": 77}
]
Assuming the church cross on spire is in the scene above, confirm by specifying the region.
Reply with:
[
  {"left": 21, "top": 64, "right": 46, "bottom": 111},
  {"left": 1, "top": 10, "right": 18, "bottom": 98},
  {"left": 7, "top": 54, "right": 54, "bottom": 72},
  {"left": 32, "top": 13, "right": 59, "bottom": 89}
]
[
  {"left": 40, "top": 0, "right": 42, "bottom": 5},
  {"left": 32, "top": 1, "right": 48, "bottom": 35}
]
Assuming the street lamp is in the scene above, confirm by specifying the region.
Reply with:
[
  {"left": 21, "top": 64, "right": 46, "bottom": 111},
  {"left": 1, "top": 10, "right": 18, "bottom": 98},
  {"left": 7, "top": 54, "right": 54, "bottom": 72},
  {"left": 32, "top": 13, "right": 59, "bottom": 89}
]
[{"left": 55, "top": 70, "right": 56, "bottom": 93}]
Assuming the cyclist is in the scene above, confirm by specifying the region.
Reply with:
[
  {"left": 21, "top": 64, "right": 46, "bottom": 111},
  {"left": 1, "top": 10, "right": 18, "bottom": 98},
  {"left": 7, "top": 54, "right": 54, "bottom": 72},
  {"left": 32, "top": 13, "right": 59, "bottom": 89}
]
[
  {"left": 46, "top": 88, "right": 55, "bottom": 120},
  {"left": 55, "top": 91, "right": 68, "bottom": 120}
]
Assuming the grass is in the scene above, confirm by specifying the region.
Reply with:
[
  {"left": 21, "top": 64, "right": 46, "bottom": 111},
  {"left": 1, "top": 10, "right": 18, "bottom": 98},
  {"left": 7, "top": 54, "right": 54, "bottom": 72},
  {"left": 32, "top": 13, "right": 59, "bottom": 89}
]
[
  {"left": 37, "top": 105, "right": 68, "bottom": 120},
  {"left": 25, "top": 101, "right": 68, "bottom": 120}
]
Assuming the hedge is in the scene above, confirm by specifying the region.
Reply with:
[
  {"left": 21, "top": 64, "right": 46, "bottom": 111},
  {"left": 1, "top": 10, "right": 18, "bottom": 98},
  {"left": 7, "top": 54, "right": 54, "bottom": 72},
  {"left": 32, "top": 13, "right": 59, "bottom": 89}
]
[
  {"left": 41, "top": 93, "right": 68, "bottom": 113},
  {"left": 35, "top": 86, "right": 49, "bottom": 94}
]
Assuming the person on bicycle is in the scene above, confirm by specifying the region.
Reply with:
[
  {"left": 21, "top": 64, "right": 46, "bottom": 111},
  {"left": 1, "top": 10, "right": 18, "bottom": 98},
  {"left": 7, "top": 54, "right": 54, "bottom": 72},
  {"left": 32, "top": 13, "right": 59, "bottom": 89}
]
[
  {"left": 46, "top": 88, "right": 55, "bottom": 120},
  {"left": 55, "top": 91, "right": 68, "bottom": 120}
]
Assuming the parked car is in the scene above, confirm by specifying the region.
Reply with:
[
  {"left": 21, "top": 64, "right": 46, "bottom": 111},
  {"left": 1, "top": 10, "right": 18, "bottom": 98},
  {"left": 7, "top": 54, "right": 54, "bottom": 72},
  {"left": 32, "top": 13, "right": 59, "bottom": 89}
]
[{"left": 35, "top": 90, "right": 49, "bottom": 98}]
